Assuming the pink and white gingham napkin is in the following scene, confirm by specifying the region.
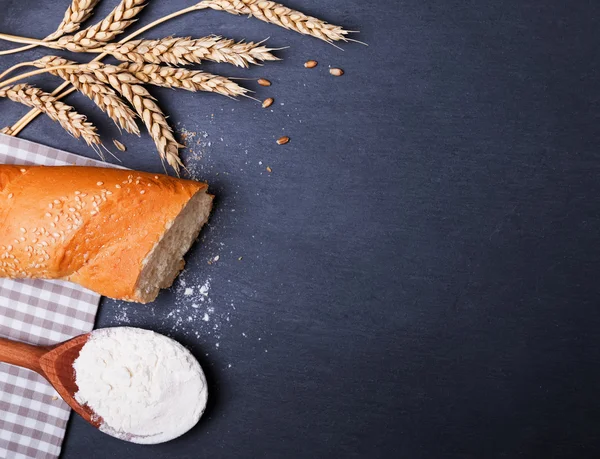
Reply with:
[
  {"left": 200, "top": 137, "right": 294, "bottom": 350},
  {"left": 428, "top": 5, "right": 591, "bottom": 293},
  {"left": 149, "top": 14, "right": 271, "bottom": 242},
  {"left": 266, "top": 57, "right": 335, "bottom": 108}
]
[{"left": 0, "top": 133, "right": 113, "bottom": 459}]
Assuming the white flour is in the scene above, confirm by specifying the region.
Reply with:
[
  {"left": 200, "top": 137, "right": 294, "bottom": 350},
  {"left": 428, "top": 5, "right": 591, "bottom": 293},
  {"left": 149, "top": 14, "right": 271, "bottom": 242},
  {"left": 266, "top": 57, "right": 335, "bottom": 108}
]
[{"left": 73, "top": 327, "right": 208, "bottom": 444}]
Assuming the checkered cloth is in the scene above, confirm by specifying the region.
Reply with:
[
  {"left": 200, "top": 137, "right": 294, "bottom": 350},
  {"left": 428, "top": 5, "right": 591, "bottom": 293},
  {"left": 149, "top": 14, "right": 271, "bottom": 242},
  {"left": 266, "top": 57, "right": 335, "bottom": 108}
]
[{"left": 0, "top": 134, "right": 109, "bottom": 459}]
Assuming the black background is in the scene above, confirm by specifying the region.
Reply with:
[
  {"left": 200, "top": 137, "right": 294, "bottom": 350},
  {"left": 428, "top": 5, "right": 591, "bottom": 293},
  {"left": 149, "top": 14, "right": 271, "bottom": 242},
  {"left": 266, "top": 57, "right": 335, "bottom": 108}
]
[{"left": 2, "top": 1, "right": 600, "bottom": 458}]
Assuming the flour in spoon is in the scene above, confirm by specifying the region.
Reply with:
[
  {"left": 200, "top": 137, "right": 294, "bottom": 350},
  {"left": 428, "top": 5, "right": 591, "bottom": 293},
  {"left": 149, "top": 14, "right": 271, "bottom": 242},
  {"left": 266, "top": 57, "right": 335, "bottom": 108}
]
[{"left": 73, "top": 327, "right": 208, "bottom": 444}]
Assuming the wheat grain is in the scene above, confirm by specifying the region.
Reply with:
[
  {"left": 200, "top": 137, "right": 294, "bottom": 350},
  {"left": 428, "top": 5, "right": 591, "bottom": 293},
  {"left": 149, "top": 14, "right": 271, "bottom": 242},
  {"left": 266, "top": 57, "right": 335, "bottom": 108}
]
[
  {"left": 53, "top": 0, "right": 147, "bottom": 52},
  {"left": 46, "top": 0, "right": 101, "bottom": 41},
  {"left": 120, "top": 62, "right": 248, "bottom": 98},
  {"left": 33, "top": 56, "right": 140, "bottom": 135},
  {"left": 196, "top": 0, "right": 351, "bottom": 43},
  {"left": 113, "top": 139, "right": 127, "bottom": 151},
  {"left": 83, "top": 62, "right": 183, "bottom": 171},
  {"left": 0, "top": 84, "right": 100, "bottom": 146},
  {"left": 101, "top": 35, "right": 278, "bottom": 68}
]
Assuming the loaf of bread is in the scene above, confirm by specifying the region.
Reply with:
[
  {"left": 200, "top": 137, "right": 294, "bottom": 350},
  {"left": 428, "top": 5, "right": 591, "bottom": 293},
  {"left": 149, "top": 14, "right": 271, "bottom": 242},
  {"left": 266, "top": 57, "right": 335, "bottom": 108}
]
[{"left": 0, "top": 166, "right": 213, "bottom": 303}]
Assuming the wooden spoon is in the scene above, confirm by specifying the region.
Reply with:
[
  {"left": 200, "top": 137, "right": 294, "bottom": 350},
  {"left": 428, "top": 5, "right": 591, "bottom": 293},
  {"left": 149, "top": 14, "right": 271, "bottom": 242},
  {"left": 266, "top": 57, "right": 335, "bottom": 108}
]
[{"left": 0, "top": 333, "right": 101, "bottom": 427}]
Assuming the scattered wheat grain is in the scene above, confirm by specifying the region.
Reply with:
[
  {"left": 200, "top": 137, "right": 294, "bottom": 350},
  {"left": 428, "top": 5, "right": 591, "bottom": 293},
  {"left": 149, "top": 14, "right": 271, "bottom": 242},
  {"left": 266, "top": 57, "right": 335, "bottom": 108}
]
[{"left": 113, "top": 139, "right": 127, "bottom": 151}]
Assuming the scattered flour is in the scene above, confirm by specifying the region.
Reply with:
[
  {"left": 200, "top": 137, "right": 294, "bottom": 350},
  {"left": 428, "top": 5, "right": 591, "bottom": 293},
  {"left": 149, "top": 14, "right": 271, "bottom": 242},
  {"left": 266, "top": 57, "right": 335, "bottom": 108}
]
[
  {"left": 104, "top": 121, "right": 270, "bottom": 361},
  {"left": 166, "top": 269, "right": 235, "bottom": 344},
  {"left": 198, "top": 279, "right": 210, "bottom": 298}
]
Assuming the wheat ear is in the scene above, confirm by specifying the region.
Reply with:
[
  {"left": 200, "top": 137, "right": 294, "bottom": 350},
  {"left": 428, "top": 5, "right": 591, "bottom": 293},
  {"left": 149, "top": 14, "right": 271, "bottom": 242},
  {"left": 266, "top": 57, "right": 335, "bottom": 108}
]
[
  {"left": 32, "top": 56, "right": 140, "bottom": 135},
  {"left": 6, "top": 0, "right": 353, "bottom": 138},
  {"left": 82, "top": 62, "right": 183, "bottom": 171},
  {"left": 53, "top": 0, "right": 148, "bottom": 52},
  {"left": 196, "top": 0, "right": 351, "bottom": 43},
  {"left": 0, "top": 84, "right": 100, "bottom": 146},
  {"left": 48, "top": 0, "right": 102, "bottom": 40},
  {"left": 120, "top": 62, "right": 248, "bottom": 98},
  {"left": 100, "top": 36, "right": 279, "bottom": 68},
  {"left": 0, "top": 0, "right": 100, "bottom": 56}
]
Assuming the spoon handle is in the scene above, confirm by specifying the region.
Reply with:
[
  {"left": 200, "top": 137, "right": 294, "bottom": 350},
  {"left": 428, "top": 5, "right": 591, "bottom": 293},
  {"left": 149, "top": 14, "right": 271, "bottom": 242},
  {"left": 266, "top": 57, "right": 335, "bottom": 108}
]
[{"left": 0, "top": 337, "right": 48, "bottom": 374}]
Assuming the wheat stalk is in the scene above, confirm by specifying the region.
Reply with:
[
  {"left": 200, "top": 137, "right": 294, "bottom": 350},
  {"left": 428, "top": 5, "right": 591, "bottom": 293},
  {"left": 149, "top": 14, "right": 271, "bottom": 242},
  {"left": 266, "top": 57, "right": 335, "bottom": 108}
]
[
  {"left": 33, "top": 56, "right": 140, "bottom": 135},
  {"left": 196, "top": 0, "right": 351, "bottom": 43},
  {"left": 53, "top": 0, "right": 148, "bottom": 52},
  {"left": 82, "top": 62, "right": 183, "bottom": 171},
  {"left": 100, "top": 35, "right": 279, "bottom": 68},
  {"left": 0, "top": 84, "right": 100, "bottom": 146},
  {"left": 120, "top": 63, "right": 249, "bottom": 97}
]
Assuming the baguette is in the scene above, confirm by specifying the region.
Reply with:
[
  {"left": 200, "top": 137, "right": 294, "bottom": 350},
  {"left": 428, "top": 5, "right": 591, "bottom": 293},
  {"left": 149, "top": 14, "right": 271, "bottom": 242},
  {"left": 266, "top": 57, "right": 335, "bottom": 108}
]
[{"left": 0, "top": 166, "right": 213, "bottom": 303}]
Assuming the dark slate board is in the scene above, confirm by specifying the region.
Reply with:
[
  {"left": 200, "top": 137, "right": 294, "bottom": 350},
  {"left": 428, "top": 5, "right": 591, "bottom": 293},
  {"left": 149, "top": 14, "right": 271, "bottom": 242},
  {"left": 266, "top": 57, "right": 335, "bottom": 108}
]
[{"left": 1, "top": 0, "right": 600, "bottom": 458}]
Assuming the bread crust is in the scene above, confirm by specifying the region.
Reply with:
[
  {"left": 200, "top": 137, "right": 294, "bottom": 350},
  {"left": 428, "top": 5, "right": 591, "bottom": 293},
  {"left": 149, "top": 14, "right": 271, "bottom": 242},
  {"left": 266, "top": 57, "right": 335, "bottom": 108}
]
[{"left": 0, "top": 166, "right": 210, "bottom": 301}]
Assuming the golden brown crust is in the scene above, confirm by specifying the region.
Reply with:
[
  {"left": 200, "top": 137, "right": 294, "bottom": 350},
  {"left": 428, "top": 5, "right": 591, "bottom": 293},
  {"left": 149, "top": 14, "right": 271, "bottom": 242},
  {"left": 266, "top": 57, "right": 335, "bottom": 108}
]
[{"left": 0, "top": 166, "right": 207, "bottom": 301}]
